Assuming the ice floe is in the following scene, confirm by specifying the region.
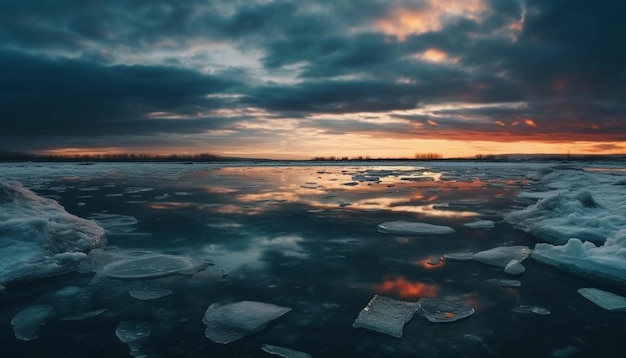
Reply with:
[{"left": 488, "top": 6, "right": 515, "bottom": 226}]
[
  {"left": 512, "top": 305, "right": 551, "bottom": 315},
  {"left": 443, "top": 252, "right": 475, "bottom": 261},
  {"left": 203, "top": 301, "right": 292, "bottom": 344},
  {"left": 0, "top": 180, "right": 106, "bottom": 288},
  {"left": 116, "top": 321, "right": 150, "bottom": 358},
  {"left": 378, "top": 221, "right": 455, "bottom": 235},
  {"left": 504, "top": 259, "right": 526, "bottom": 275},
  {"left": 353, "top": 295, "right": 419, "bottom": 338},
  {"left": 485, "top": 278, "right": 521, "bottom": 288},
  {"left": 262, "top": 344, "right": 312, "bottom": 358},
  {"left": 473, "top": 246, "right": 531, "bottom": 268},
  {"left": 577, "top": 288, "right": 626, "bottom": 311},
  {"left": 90, "top": 250, "right": 211, "bottom": 280},
  {"left": 463, "top": 220, "right": 495, "bottom": 229},
  {"left": 11, "top": 305, "right": 55, "bottom": 341},
  {"left": 417, "top": 297, "right": 475, "bottom": 323}
]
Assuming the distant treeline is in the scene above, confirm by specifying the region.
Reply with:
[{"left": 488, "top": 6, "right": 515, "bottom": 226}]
[{"left": 0, "top": 151, "right": 228, "bottom": 162}]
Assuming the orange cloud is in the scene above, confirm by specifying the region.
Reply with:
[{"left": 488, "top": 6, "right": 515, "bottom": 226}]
[
  {"left": 523, "top": 118, "right": 537, "bottom": 127},
  {"left": 374, "top": 0, "right": 489, "bottom": 40}
]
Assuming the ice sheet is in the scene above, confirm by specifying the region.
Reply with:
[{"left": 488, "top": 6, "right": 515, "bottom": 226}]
[
  {"left": 203, "top": 301, "right": 291, "bottom": 344},
  {"left": 353, "top": 295, "right": 419, "bottom": 338},
  {"left": 0, "top": 180, "right": 106, "bottom": 288},
  {"left": 378, "top": 221, "right": 455, "bottom": 235}
]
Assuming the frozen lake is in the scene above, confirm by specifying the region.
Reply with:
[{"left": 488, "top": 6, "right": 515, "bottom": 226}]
[{"left": 1, "top": 161, "right": 625, "bottom": 357}]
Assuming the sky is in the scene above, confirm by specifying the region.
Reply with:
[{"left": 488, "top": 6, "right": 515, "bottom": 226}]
[{"left": 1, "top": 0, "right": 625, "bottom": 160}]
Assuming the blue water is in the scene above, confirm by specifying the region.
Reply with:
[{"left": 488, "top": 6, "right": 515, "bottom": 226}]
[{"left": 1, "top": 162, "right": 624, "bottom": 357}]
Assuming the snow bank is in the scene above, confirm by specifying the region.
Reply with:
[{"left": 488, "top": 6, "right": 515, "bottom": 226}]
[
  {"left": 506, "top": 166, "right": 626, "bottom": 283},
  {"left": 0, "top": 180, "right": 106, "bottom": 287}
]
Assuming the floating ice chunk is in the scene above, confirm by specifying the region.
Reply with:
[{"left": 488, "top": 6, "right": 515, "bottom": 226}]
[
  {"left": 485, "top": 278, "right": 521, "bottom": 288},
  {"left": 11, "top": 305, "right": 55, "bottom": 341},
  {"left": 353, "top": 295, "right": 419, "bottom": 338},
  {"left": 463, "top": 220, "right": 495, "bottom": 229},
  {"left": 94, "top": 252, "right": 210, "bottom": 280},
  {"left": 531, "top": 234, "right": 626, "bottom": 283},
  {"left": 203, "top": 301, "right": 291, "bottom": 344},
  {"left": 262, "top": 344, "right": 312, "bottom": 358},
  {"left": 0, "top": 180, "right": 106, "bottom": 288},
  {"left": 116, "top": 321, "right": 150, "bottom": 358},
  {"left": 443, "top": 252, "right": 475, "bottom": 261},
  {"left": 130, "top": 286, "right": 173, "bottom": 301},
  {"left": 63, "top": 308, "right": 108, "bottom": 321},
  {"left": 513, "top": 305, "right": 551, "bottom": 315},
  {"left": 504, "top": 259, "right": 526, "bottom": 275},
  {"left": 378, "top": 221, "right": 455, "bottom": 235},
  {"left": 473, "top": 246, "right": 531, "bottom": 268},
  {"left": 577, "top": 288, "right": 626, "bottom": 311},
  {"left": 417, "top": 297, "right": 475, "bottom": 323}
]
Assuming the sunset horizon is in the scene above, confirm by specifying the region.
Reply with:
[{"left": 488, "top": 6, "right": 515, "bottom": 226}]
[{"left": 2, "top": 0, "right": 625, "bottom": 159}]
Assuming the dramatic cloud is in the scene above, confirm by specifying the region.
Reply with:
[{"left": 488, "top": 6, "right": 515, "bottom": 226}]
[{"left": 1, "top": 0, "right": 625, "bottom": 158}]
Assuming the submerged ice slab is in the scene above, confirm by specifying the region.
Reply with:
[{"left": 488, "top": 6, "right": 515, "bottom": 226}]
[
  {"left": 417, "top": 297, "right": 475, "bottom": 323},
  {"left": 11, "top": 305, "right": 55, "bottom": 341},
  {"left": 577, "top": 288, "right": 626, "bottom": 311},
  {"left": 203, "top": 301, "right": 292, "bottom": 344},
  {"left": 116, "top": 321, "right": 150, "bottom": 358},
  {"left": 378, "top": 221, "right": 455, "bottom": 235},
  {"left": 473, "top": 246, "right": 531, "bottom": 268},
  {"left": 262, "top": 344, "right": 312, "bottom": 358},
  {"left": 0, "top": 180, "right": 106, "bottom": 288},
  {"left": 513, "top": 305, "right": 551, "bottom": 315},
  {"left": 463, "top": 220, "right": 495, "bottom": 229},
  {"left": 92, "top": 251, "right": 210, "bottom": 280},
  {"left": 130, "top": 286, "right": 173, "bottom": 301},
  {"left": 486, "top": 278, "right": 521, "bottom": 288},
  {"left": 353, "top": 295, "right": 419, "bottom": 338}
]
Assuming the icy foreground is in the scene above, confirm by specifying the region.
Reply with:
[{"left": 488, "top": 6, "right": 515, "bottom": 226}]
[
  {"left": 506, "top": 166, "right": 626, "bottom": 283},
  {"left": 0, "top": 180, "right": 106, "bottom": 288}
]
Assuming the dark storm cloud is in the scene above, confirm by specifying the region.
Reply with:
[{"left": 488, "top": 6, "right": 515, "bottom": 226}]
[
  {"left": 1, "top": 0, "right": 626, "bottom": 153},
  {"left": 0, "top": 50, "right": 240, "bottom": 137}
]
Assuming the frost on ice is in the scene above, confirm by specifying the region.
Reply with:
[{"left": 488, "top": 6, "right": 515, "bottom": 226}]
[
  {"left": 353, "top": 295, "right": 419, "bottom": 338},
  {"left": 378, "top": 221, "right": 455, "bottom": 235},
  {"left": 11, "top": 305, "right": 55, "bottom": 341},
  {"left": 203, "top": 301, "right": 291, "bottom": 344},
  {"left": 0, "top": 180, "right": 106, "bottom": 288},
  {"left": 577, "top": 288, "right": 626, "bottom": 311},
  {"left": 116, "top": 321, "right": 150, "bottom": 358},
  {"left": 262, "top": 344, "right": 312, "bottom": 358},
  {"left": 417, "top": 297, "right": 475, "bottom": 323}
]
